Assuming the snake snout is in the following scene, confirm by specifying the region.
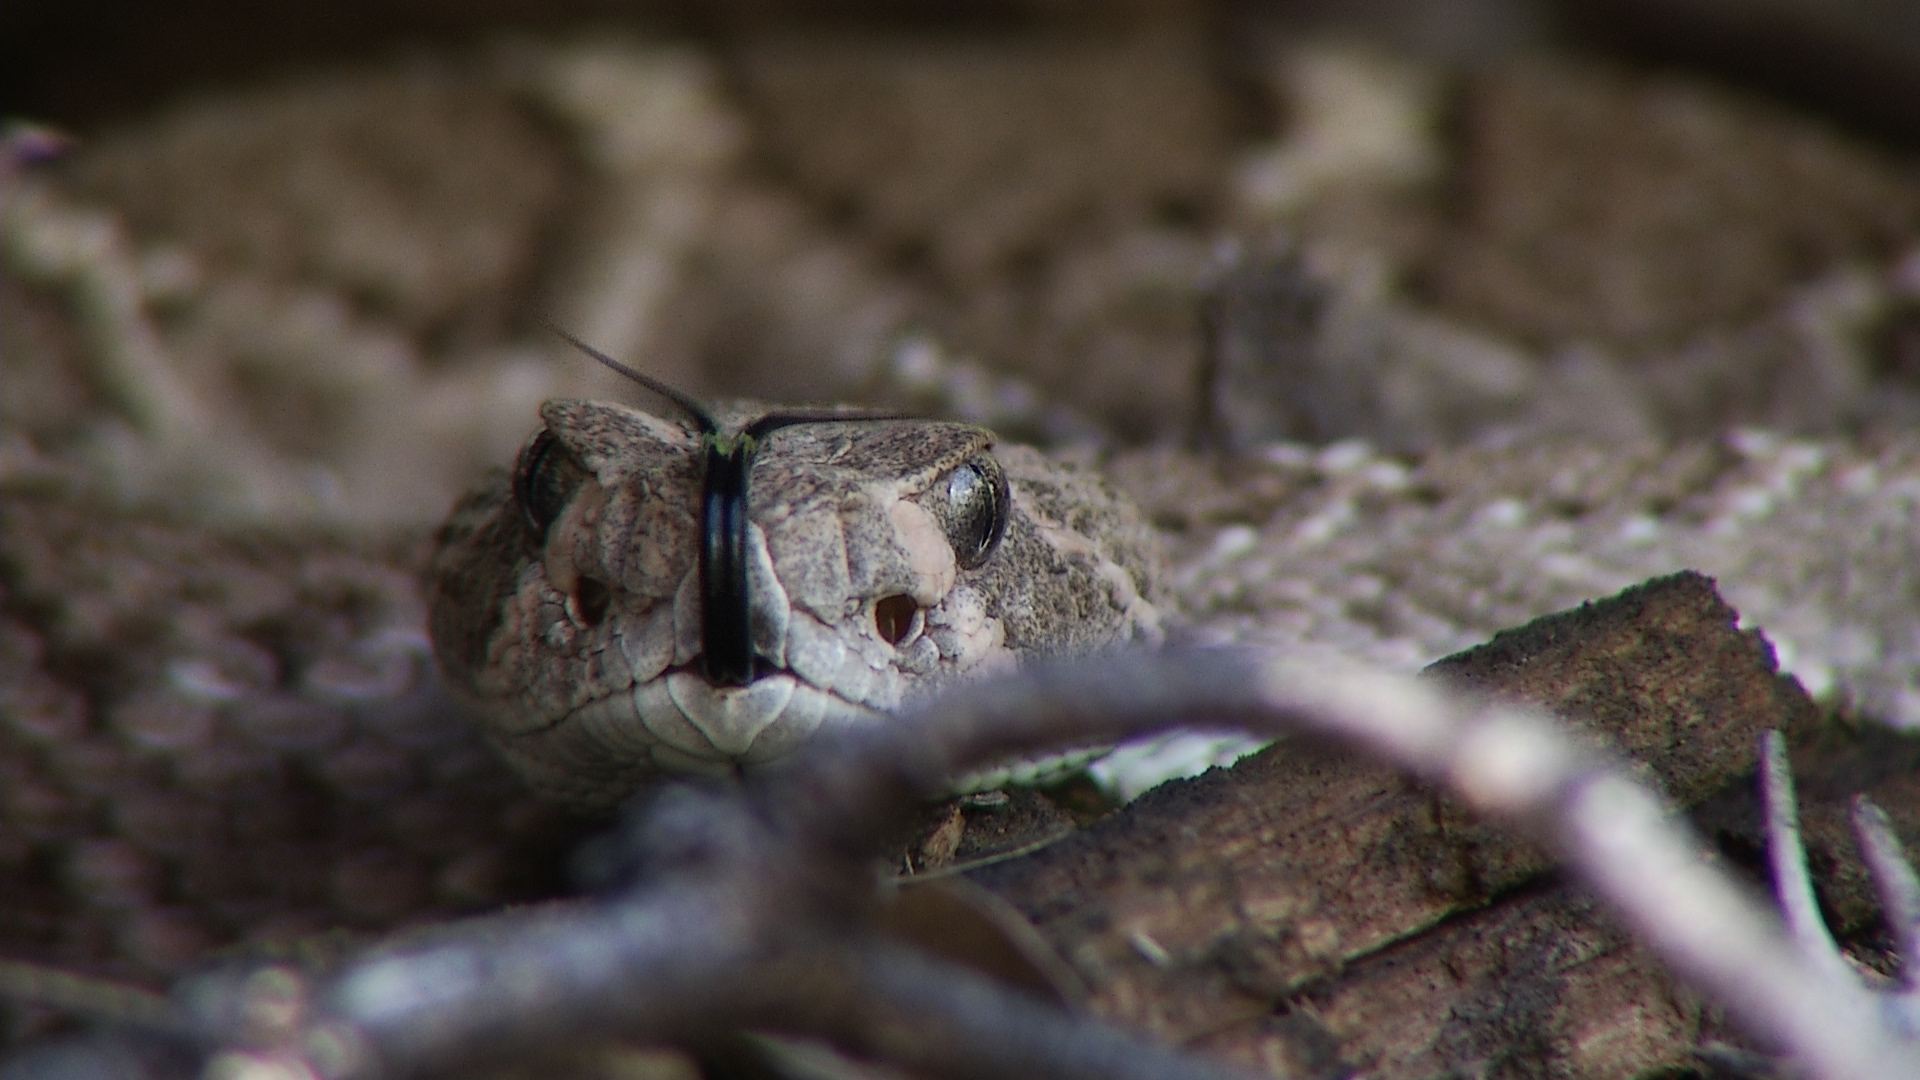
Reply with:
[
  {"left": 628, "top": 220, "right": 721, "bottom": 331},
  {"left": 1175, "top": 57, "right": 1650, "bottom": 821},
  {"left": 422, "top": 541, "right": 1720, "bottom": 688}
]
[{"left": 664, "top": 670, "right": 796, "bottom": 757}]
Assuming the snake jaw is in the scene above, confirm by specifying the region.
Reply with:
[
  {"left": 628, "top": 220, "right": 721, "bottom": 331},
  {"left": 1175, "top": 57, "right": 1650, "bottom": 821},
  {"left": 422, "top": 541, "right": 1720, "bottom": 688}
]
[
  {"left": 429, "top": 399, "right": 1161, "bottom": 810},
  {"left": 456, "top": 527, "right": 1016, "bottom": 808}
]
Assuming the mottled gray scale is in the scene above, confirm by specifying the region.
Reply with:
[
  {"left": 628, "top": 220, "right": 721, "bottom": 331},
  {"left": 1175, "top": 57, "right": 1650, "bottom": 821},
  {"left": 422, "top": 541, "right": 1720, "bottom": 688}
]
[
  {"left": 743, "top": 528, "right": 792, "bottom": 665},
  {"left": 538, "top": 398, "right": 689, "bottom": 477},
  {"left": 970, "top": 445, "right": 1163, "bottom": 655},
  {"left": 763, "top": 506, "right": 853, "bottom": 621},
  {"left": 428, "top": 398, "right": 1163, "bottom": 810}
]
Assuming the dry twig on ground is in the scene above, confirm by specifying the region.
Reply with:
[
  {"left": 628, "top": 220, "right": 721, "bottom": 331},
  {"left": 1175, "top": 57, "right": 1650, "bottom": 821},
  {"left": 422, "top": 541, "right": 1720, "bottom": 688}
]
[{"left": 11, "top": 633, "right": 1915, "bottom": 1080}]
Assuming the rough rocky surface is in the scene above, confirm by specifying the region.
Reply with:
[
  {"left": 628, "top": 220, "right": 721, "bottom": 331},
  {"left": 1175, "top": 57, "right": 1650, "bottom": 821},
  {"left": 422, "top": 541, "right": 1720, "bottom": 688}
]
[
  {"left": 3, "top": 12, "right": 1920, "bottom": 1075},
  {"left": 0, "top": 497, "right": 589, "bottom": 985},
  {"left": 1112, "top": 431, "right": 1920, "bottom": 739},
  {"left": 7, "top": 30, "right": 1918, "bottom": 517}
]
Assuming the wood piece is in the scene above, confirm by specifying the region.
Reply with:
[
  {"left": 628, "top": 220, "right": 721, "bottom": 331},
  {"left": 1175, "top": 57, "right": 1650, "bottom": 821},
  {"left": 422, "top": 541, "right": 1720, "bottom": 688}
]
[{"left": 972, "top": 571, "right": 1889, "bottom": 1077}]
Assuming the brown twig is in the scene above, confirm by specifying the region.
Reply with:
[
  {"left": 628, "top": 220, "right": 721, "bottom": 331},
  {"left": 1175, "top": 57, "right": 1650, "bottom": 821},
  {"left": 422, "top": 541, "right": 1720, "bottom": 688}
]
[{"left": 15, "top": 647, "right": 1917, "bottom": 1079}]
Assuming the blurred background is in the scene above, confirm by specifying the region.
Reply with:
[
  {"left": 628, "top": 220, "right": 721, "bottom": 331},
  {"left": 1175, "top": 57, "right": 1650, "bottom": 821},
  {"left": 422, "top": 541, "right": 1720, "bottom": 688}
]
[
  {"left": 4, "top": 0, "right": 1918, "bottom": 526},
  {"left": 7, "top": 1, "right": 1920, "bottom": 143}
]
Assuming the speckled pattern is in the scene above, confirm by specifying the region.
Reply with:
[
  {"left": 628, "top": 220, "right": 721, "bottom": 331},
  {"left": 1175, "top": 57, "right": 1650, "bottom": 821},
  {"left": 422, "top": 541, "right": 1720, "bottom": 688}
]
[
  {"left": 1115, "top": 431, "right": 1920, "bottom": 728},
  {"left": 0, "top": 499, "right": 587, "bottom": 984},
  {"left": 4, "top": 30, "right": 1920, "bottom": 998},
  {"left": 427, "top": 400, "right": 1163, "bottom": 809},
  {"left": 7, "top": 427, "right": 1916, "bottom": 989}
]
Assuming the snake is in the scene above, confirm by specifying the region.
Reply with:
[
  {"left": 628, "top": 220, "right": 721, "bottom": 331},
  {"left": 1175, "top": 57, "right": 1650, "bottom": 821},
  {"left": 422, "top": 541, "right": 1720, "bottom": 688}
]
[{"left": 425, "top": 362, "right": 1166, "bottom": 810}]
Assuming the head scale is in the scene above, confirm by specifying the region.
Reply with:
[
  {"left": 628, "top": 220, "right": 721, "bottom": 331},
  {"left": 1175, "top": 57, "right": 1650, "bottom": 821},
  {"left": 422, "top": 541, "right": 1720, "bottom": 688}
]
[{"left": 551, "top": 329, "right": 909, "bottom": 687}]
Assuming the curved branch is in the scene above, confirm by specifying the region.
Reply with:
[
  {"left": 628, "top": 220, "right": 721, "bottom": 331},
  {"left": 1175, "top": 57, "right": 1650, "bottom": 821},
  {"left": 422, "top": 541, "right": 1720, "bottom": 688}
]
[{"left": 145, "top": 649, "right": 1918, "bottom": 1080}]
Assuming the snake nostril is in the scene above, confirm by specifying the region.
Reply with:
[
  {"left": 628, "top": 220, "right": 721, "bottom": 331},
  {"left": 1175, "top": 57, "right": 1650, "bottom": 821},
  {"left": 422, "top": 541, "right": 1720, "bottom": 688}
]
[
  {"left": 874, "top": 593, "right": 919, "bottom": 646},
  {"left": 572, "top": 578, "right": 612, "bottom": 629}
]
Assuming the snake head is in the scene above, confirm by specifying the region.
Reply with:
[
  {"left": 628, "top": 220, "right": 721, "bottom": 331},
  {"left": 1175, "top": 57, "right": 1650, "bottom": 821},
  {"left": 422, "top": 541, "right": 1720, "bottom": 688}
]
[{"left": 428, "top": 398, "right": 1162, "bottom": 810}]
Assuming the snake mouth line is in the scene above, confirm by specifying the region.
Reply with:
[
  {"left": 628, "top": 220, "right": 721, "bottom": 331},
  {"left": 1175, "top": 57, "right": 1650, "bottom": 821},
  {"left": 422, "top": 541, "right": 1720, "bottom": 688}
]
[
  {"left": 541, "top": 662, "right": 885, "bottom": 771},
  {"left": 661, "top": 656, "right": 881, "bottom": 707},
  {"left": 664, "top": 655, "right": 779, "bottom": 684}
]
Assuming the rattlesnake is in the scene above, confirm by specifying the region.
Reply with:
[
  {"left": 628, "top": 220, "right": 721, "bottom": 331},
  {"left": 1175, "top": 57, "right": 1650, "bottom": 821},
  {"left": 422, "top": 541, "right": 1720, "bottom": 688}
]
[
  {"left": 427, "top": 378, "right": 1920, "bottom": 814},
  {"left": 6, "top": 36, "right": 1920, "bottom": 1011},
  {"left": 427, "top": 392, "right": 1162, "bottom": 809}
]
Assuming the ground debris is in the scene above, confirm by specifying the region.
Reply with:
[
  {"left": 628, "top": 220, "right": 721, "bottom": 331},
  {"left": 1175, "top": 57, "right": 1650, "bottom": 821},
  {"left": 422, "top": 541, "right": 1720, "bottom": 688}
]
[{"left": 972, "top": 571, "right": 1916, "bottom": 1078}]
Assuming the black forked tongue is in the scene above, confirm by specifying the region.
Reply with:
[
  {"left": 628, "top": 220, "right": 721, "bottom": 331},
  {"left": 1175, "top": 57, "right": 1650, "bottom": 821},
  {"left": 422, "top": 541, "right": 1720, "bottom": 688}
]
[
  {"left": 700, "top": 433, "right": 756, "bottom": 686},
  {"left": 698, "top": 414, "right": 845, "bottom": 687},
  {"left": 547, "top": 324, "right": 916, "bottom": 690},
  {"left": 699, "top": 410, "right": 913, "bottom": 687}
]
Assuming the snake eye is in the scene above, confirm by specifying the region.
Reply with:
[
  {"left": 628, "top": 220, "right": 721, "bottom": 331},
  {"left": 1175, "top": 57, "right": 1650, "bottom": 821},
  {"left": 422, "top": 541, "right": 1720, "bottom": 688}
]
[
  {"left": 941, "top": 454, "right": 1010, "bottom": 569},
  {"left": 513, "top": 429, "right": 585, "bottom": 540}
]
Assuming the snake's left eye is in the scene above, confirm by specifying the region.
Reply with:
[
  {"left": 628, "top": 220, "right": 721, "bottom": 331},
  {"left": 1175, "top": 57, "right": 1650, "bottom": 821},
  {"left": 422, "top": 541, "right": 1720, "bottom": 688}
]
[
  {"left": 940, "top": 453, "right": 1010, "bottom": 569},
  {"left": 513, "top": 429, "right": 586, "bottom": 541}
]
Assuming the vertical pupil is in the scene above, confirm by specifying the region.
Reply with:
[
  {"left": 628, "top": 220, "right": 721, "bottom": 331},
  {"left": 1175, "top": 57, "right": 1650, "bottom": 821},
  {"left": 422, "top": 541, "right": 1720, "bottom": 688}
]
[
  {"left": 518, "top": 431, "right": 573, "bottom": 538},
  {"left": 946, "top": 461, "right": 1003, "bottom": 567},
  {"left": 950, "top": 467, "right": 987, "bottom": 556},
  {"left": 949, "top": 464, "right": 981, "bottom": 506}
]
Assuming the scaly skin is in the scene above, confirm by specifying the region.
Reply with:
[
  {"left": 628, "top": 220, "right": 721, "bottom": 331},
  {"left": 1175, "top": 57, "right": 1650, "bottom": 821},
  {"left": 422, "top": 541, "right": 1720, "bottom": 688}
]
[
  {"left": 426, "top": 400, "right": 1164, "bottom": 810},
  {"left": 5, "top": 430, "right": 1918, "bottom": 996}
]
